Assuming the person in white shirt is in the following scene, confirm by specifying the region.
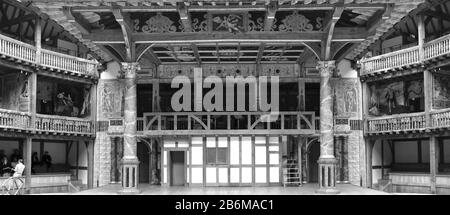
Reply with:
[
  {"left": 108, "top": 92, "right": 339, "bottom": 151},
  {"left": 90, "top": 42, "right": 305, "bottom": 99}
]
[{"left": 13, "top": 159, "right": 25, "bottom": 177}]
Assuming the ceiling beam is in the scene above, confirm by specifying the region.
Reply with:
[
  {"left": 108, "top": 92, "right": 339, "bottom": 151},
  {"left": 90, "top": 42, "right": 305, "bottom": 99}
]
[
  {"left": 322, "top": 6, "right": 344, "bottom": 60},
  {"left": 264, "top": 1, "right": 278, "bottom": 31},
  {"left": 112, "top": 6, "right": 134, "bottom": 62},
  {"left": 85, "top": 27, "right": 368, "bottom": 44},
  {"left": 97, "top": 45, "right": 124, "bottom": 63},
  {"left": 366, "top": 4, "right": 394, "bottom": 34},
  {"left": 0, "top": 13, "right": 36, "bottom": 28},
  {"left": 177, "top": 2, "right": 192, "bottom": 32},
  {"left": 420, "top": 10, "right": 450, "bottom": 23},
  {"left": 69, "top": 3, "right": 388, "bottom": 13},
  {"left": 62, "top": 7, "right": 91, "bottom": 34}
]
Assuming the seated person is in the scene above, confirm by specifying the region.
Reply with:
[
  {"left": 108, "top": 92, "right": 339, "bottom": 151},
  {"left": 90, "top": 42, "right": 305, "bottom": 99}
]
[
  {"left": 12, "top": 159, "right": 25, "bottom": 177},
  {"left": 0, "top": 156, "right": 11, "bottom": 177}
]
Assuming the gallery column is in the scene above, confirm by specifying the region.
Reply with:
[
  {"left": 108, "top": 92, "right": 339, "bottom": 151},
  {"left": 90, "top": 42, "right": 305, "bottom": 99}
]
[
  {"left": 316, "top": 61, "right": 339, "bottom": 194},
  {"left": 119, "top": 62, "right": 140, "bottom": 194}
]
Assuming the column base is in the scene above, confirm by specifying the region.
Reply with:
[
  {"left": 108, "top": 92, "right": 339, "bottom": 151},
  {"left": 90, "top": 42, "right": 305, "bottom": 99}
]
[
  {"left": 316, "top": 157, "right": 340, "bottom": 195},
  {"left": 118, "top": 158, "right": 140, "bottom": 195}
]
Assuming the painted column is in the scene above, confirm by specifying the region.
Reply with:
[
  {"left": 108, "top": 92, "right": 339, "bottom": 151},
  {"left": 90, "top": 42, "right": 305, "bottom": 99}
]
[
  {"left": 119, "top": 62, "right": 141, "bottom": 194},
  {"left": 316, "top": 60, "right": 339, "bottom": 194}
]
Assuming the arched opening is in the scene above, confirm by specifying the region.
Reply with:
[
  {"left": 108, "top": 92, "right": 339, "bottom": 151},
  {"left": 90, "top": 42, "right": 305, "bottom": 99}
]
[
  {"left": 307, "top": 140, "right": 320, "bottom": 183},
  {"left": 137, "top": 142, "right": 150, "bottom": 183}
]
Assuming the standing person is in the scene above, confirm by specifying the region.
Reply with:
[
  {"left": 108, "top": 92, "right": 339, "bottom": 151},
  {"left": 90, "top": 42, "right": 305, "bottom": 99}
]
[
  {"left": 31, "top": 152, "right": 40, "bottom": 174},
  {"left": 1, "top": 156, "right": 11, "bottom": 177},
  {"left": 41, "top": 151, "right": 52, "bottom": 172}
]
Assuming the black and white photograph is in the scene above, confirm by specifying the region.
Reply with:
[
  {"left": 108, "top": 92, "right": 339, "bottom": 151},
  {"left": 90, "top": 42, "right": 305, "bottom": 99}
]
[{"left": 0, "top": 0, "right": 448, "bottom": 210}]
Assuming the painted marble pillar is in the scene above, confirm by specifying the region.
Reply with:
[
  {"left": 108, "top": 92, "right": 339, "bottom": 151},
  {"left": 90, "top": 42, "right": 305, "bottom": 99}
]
[
  {"left": 316, "top": 61, "right": 339, "bottom": 194},
  {"left": 120, "top": 62, "right": 141, "bottom": 194}
]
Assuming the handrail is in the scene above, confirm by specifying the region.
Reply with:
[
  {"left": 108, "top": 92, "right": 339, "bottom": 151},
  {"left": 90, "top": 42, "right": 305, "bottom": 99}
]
[
  {"left": 0, "top": 33, "right": 97, "bottom": 78},
  {"left": 367, "top": 112, "right": 426, "bottom": 133},
  {"left": 0, "top": 33, "right": 36, "bottom": 64},
  {"left": 142, "top": 111, "right": 316, "bottom": 133},
  {"left": 359, "top": 46, "right": 420, "bottom": 75},
  {"left": 35, "top": 114, "right": 94, "bottom": 134},
  {"left": 360, "top": 33, "right": 450, "bottom": 76}
]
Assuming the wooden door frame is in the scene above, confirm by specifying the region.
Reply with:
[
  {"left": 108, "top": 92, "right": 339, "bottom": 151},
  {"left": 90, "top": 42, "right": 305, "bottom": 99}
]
[{"left": 167, "top": 149, "right": 188, "bottom": 187}]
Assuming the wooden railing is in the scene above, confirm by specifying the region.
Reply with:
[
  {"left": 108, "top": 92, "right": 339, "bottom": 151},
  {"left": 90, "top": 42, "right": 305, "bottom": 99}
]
[
  {"left": 424, "top": 34, "right": 450, "bottom": 61},
  {"left": 367, "top": 112, "right": 426, "bottom": 134},
  {"left": 360, "top": 33, "right": 450, "bottom": 76},
  {"left": 359, "top": 46, "right": 420, "bottom": 76},
  {"left": 141, "top": 111, "right": 316, "bottom": 135},
  {"left": 0, "top": 33, "right": 97, "bottom": 78},
  {"left": 431, "top": 108, "right": 450, "bottom": 129},
  {"left": 0, "top": 109, "right": 31, "bottom": 130},
  {"left": 367, "top": 109, "right": 450, "bottom": 134},
  {"left": 35, "top": 114, "right": 94, "bottom": 135},
  {"left": 0, "top": 33, "right": 36, "bottom": 64},
  {"left": 40, "top": 49, "right": 97, "bottom": 77},
  {"left": 0, "top": 108, "right": 94, "bottom": 136}
]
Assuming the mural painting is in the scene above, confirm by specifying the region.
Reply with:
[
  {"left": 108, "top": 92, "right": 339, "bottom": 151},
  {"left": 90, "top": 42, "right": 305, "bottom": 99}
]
[
  {"left": 433, "top": 74, "right": 450, "bottom": 109},
  {"left": 333, "top": 78, "right": 359, "bottom": 118},
  {"left": 99, "top": 80, "right": 124, "bottom": 119},
  {"left": 1, "top": 73, "right": 28, "bottom": 111},
  {"left": 368, "top": 79, "right": 423, "bottom": 116}
]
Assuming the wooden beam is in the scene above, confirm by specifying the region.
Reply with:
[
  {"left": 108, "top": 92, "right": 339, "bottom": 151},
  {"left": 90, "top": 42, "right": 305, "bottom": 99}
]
[
  {"left": 366, "top": 4, "right": 394, "bottom": 34},
  {"left": 69, "top": 3, "right": 389, "bottom": 13},
  {"left": 97, "top": 44, "right": 125, "bottom": 63},
  {"left": 62, "top": 6, "right": 91, "bottom": 35},
  {"left": 264, "top": 1, "right": 278, "bottom": 31},
  {"left": 322, "top": 6, "right": 344, "bottom": 60},
  {"left": 177, "top": 2, "right": 192, "bottom": 32},
  {"left": 0, "top": 13, "right": 36, "bottom": 28},
  {"left": 420, "top": 10, "right": 450, "bottom": 23},
  {"left": 256, "top": 43, "right": 264, "bottom": 65},
  {"left": 191, "top": 43, "right": 201, "bottom": 66},
  {"left": 112, "top": 6, "right": 134, "bottom": 61},
  {"left": 85, "top": 27, "right": 368, "bottom": 44}
]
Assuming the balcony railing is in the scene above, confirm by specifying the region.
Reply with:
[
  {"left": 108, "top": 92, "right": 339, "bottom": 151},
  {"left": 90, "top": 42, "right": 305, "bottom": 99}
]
[
  {"left": 367, "top": 112, "right": 426, "bottom": 134},
  {"left": 431, "top": 108, "right": 450, "bottom": 129},
  {"left": 0, "top": 33, "right": 98, "bottom": 78},
  {"left": 0, "top": 109, "right": 31, "bottom": 131},
  {"left": 360, "top": 46, "right": 420, "bottom": 76},
  {"left": 140, "top": 111, "right": 316, "bottom": 135},
  {"left": 0, "top": 108, "right": 94, "bottom": 136},
  {"left": 35, "top": 114, "right": 94, "bottom": 135},
  {"left": 367, "top": 108, "right": 450, "bottom": 134},
  {"left": 360, "top": 33, "right": 450, "bottom": 76}
]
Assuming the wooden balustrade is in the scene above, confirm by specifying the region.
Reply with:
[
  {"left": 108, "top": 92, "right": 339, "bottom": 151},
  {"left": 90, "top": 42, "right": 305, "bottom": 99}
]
[
  {"left": 0, "top": 34, "right": 36, "bottom": 64},
  {"left": 35, "top": 114, "right": 94, "bottom": 135},
  {"left": 367, "top": 112, "right": 426, "bottom": 134},
  {"left": 431, "top": 108, "right": 450, "bottom": 129},
  {"left": 360, "top": 33, "right": 450, "bottom": 76},
  {"left": 137, "top": 117, "right": 144, "bottom": 132},
  {"left": 0, "top": 109, "right": 31, "bottom": 130},
  {"left": 40, "top": 49, "right": 97, "bottom": 77},
  {"left": 142, "top": 111, "right": 316, "bottom": 135},
  {"left": 359, "top": 46, "right": 420, "bottom": 76},
  {"left": 424, "top": 34, "right": 450, "bottom": 61},
  {"left": 0, "top": 33, "right": 97, "bottom": 78}
]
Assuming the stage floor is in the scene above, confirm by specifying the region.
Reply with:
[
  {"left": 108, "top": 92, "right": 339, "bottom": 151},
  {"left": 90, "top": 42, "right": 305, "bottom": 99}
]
[{"left": 69, "top": 183, "right": 390, "bottom": 195}]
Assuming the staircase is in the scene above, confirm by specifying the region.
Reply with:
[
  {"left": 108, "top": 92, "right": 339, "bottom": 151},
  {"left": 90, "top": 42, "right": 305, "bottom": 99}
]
[
  {"left": 68, "top": 176, "right": 87, "bottom": 193},
  {"left": 283, "top": 159, "right": 302, "bottom": 187},
  {"left": 376, "top": 179, "right": 392, "bottom": 193}
]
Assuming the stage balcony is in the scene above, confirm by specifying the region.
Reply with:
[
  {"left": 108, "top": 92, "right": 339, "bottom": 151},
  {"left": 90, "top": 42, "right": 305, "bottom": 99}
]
[
  {"left": 0, "top": 33, "right": 98, "bottom": 79},
  {"left": 366, "top": 108, "right": 450, "bottom": 136},
  {"left": 0, "top": 108, "right": 94, "bottom": 137},
  {"left": 134, "top": 111, "right": 319, "bottom": 136},
  {"left": 359, "top": 33, "right": 450, "bottom": 79}
]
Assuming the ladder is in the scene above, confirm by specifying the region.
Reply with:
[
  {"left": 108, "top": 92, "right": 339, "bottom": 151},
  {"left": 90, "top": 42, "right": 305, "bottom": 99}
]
[{"left": 283, "top": 159, "right": 302, "bottom": 187}]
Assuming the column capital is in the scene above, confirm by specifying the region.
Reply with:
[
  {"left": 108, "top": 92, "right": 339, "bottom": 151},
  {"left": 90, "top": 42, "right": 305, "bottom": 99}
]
[
  {"left": 120, "top": 62, "right": 141, "bottom": 79},
  {"left": 316, "top": 60, "right": 336, "bottom": 77}
]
